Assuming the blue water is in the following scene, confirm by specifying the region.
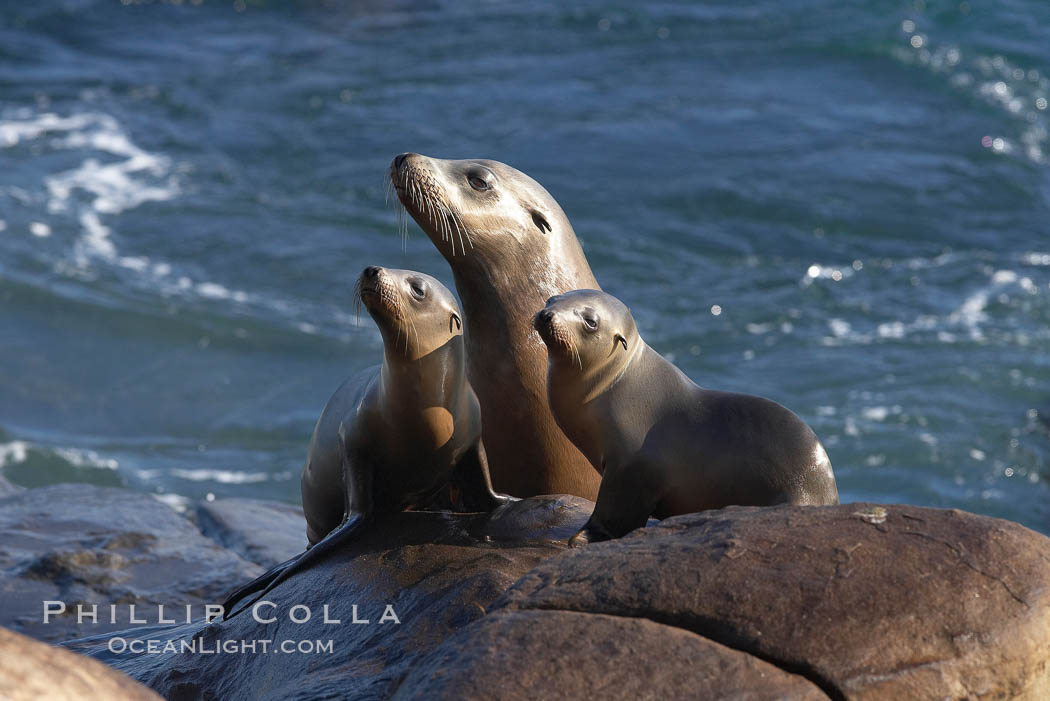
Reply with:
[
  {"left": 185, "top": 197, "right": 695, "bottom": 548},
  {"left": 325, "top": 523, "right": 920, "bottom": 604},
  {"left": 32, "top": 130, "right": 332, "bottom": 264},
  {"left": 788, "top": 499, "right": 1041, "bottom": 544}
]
[{"left": 1, "top": 0, "right": 1047, "bottom": 533}]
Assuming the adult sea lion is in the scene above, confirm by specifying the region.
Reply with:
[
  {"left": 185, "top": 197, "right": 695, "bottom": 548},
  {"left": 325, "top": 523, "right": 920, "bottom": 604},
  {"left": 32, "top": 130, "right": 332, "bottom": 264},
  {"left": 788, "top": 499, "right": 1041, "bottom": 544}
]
[
  {"left": 533, "top": 290, "right": 839, "bottom": 546},
  {"left": 391, "top": 153, "right": 601, "bottom": 500},
  {"left": 222, "top": 266, "right": 506, "bottom": 617}
]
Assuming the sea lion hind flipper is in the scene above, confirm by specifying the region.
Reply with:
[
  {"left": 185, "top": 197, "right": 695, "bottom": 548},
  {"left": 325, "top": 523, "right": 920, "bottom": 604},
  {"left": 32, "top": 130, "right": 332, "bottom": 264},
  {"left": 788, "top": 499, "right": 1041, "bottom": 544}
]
[
  {"left": 451, "top": 440, "right": 514, "bottom": 511},
  {"left": 223, "top": 514, "right": 369, "bottom": 619},
  {"left": 221, "top": 555, "right": 300, "bottom": 620}
]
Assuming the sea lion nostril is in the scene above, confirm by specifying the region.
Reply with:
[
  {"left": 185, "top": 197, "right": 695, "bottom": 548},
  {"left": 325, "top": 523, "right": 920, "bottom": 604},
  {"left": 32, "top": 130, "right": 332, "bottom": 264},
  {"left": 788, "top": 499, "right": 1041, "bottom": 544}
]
[
  {"left": 364, "top": 266, "right": 381, "bottom": 279},
  {"left": 394, "top": 153, "right": 408, "bottom": 169},
  {"left": 533, "top": 309, "right": 555, "bottom": 331}
]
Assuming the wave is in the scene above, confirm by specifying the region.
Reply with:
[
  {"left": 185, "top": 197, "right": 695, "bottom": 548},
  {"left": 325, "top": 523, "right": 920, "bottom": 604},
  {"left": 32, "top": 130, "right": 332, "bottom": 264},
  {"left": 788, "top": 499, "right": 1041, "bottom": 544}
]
[
  {"left": 169, "top": 468, "right": 272, "bottom": 485},
  {"left": 1, "top": 107, "right": 369, "bottom": 341},
  {"left": 0, "top": 439, "right": 119, "bottom": 471}
]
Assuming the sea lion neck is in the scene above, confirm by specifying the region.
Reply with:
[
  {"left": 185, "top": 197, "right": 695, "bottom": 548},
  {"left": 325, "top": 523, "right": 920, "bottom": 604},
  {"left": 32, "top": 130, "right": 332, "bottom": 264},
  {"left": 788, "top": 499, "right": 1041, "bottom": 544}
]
[
  {"left": 379, "top": 339, "right": 463, "bottom": 413},
  {"left": 572, "top": 343, "right": 669, "bottom": 430},
  {"left": 451, "top": 252, "right": 597, "bottom": 327}
]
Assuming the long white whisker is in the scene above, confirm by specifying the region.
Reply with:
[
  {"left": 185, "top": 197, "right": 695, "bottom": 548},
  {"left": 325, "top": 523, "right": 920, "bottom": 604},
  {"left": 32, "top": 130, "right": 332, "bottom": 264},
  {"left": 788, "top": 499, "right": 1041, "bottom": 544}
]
[{"left": 450, "top": 208, "right": 467, "bottom": 257}]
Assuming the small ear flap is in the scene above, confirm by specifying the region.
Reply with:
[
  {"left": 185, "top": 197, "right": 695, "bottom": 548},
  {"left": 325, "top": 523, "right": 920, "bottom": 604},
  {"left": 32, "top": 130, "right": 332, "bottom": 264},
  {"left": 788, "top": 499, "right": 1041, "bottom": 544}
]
[
  {"left": 531, "top": 209, "right": 552, "bottom": 234},
  {"left": 615, "top": 334, "right": 627, "bottom": 351},
  {"left": 450, "top": 313, "right": 462, "bottom": 334}
]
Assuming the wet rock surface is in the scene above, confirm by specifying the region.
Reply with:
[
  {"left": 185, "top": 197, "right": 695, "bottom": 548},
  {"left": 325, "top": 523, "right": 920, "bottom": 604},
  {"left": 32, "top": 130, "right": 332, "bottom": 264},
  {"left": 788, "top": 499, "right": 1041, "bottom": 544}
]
[
  {"left": 67, "top": 496, "right": 591, "bottom": 701},
  {"left": 195, "top": 497, "right": 308, "bottom": 568},
  {"left": 0, "top": 484, "right": 264, "bottom": 643},
  {"left": 0, "top": 625, "right": 162, "bottom": 701}
]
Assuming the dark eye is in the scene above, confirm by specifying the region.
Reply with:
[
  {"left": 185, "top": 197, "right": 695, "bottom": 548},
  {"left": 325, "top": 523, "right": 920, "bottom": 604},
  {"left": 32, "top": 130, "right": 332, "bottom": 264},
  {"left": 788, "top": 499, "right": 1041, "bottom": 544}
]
[
  {"left": 582, "top": 316, "right": 598, "bottom": 331},
  {"left": 468, "top": 174, "right": 490, "bottom": 191},
  {"left": 410, "top": 281, "right": 427, "bottom": 299}
]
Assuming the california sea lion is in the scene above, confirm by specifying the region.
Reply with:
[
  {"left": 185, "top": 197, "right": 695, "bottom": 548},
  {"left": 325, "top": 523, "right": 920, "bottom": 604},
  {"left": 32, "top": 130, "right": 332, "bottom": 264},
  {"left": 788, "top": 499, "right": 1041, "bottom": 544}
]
[
  {"left": 222, "top": 266, "right": 506, "bottom": 617},
  {"left": 391, "top": 153, "right": 601, "bottom": 500},
  {"left": 533, "top": 290, "right": 839, "bottom": 546}
]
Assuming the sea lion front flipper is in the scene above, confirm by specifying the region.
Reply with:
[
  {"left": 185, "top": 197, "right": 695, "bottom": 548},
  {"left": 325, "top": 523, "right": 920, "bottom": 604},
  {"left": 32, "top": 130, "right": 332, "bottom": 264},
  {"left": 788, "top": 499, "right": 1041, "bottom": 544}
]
[
  {"left": 569, "top": 458, "right": 657, "bottom": 547},
  {"left": 451, "top": 440, "right": 514, "bottom": 512}
]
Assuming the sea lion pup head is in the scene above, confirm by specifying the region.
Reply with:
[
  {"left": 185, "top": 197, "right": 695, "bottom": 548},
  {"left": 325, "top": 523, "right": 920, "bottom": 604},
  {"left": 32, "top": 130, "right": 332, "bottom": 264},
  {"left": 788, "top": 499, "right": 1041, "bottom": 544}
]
[
  {"left": 357, "top": 266, "right": 463, "bottom": 361},
  {"left": 534, "top": 290, "right": 640, "bottom": 394},
  {"left": 390, "top": 152, "right": 572, "bottom": 266}
]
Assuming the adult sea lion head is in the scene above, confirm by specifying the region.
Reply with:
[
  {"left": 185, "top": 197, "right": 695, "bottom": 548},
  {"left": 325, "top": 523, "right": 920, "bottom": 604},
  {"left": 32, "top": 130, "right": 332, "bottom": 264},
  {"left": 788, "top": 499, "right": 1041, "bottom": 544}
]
[
  {"left": 389, "top": 153, "right": 575, "bottom": 270},
  {"left": 534, "top": 289, "right": 640, "bottom": 395},
  {"left": 357, "top": 266, "right": 463, "bottom": 361}
]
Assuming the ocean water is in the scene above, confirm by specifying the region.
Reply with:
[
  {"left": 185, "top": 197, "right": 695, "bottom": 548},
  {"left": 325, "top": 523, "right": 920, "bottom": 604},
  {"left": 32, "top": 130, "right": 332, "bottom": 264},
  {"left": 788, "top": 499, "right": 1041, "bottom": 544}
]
[{"left": 1, "top": 0, "right": 1047, "bottom": 532}]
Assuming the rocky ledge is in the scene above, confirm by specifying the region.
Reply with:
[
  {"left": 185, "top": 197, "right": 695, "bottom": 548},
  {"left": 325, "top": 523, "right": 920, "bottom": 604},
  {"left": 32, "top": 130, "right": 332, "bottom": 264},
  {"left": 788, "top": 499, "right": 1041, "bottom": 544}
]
[
  {"left": 1, "top": 483, "right": 1049, "bottom": 700},
  {"left": 0, "top": 485, "right": 299, "bottom": 643}
]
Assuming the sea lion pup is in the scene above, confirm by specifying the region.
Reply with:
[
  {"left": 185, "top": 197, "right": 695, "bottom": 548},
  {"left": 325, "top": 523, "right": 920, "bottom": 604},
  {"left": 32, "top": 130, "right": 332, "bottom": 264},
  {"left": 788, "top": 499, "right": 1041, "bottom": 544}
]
[
  {"left": 533, "top": 290, "right": 839, "bottom": 546},
  {"left": 222, "top": 266, "right": 507, "bottom": 618},
  {"left": 391, "top": 152, "right": 602, "bottom": 500}
]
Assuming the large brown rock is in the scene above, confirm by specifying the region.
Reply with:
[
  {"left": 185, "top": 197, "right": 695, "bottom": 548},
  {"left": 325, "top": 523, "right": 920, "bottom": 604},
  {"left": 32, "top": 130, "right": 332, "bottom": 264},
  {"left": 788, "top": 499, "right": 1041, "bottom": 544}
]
[
  {"left": 495, "top": 503, "right": 1050, "bottom": 700},
  {"left": 0, "top": 484, "right": 264, "bottom": 642},
  {"left": 0, "top": 625, "right": 161, "bottom": 701},
  {"left": 394, "top": 609, "right": 828, "bottom": 700}
]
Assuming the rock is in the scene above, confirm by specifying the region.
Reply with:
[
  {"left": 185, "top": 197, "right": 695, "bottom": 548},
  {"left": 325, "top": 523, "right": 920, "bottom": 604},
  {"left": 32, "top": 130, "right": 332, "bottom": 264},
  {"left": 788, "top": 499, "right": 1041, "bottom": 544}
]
[
  {"left": 56, "top": 498, "right": 1050, "bottom": 699},
  {"left": 0, "top": 484, "right": 264, "bottom": 643},
  {"left": 394, "top": 609, "right": 828, "bottom": 700},
  {"left": 67, "top": 496, "right": 592, "bottom": 700},
  {"left": 195, "top": 498, "right": 308, "bottom": 568},
  {"left": 0, "top": 625, "right": 162, "bottom": 701},
  {"left": 495, "top": 503, "right": 1050, "bottom": 700}
]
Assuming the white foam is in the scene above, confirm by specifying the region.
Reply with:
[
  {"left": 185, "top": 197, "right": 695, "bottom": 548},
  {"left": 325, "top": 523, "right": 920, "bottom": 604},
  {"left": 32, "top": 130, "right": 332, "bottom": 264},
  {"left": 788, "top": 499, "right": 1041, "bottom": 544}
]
[
  {"left": 0, "top": 441, "right": 119, "bottom": 471},
  {"left": 195, "top": 281, "right": 250, "bottom": 304},
  {"left": 118, "top": 256, "right": 150, "bottom": 272},
  {"left": 1, "top": 110, "right": 180, "bottom": 270},
  {"left": 4, "top": 111, "right": 362, "bottom": 338},
  {"left": 745, "top": 322, "right": 772, "bottom": 335},
  {"left": 53, "top": 447, "right": 119, "bottom": 470},
  {"left": 0, "top": 112, "right": 99, "bottom": 147},
  {"left": 877, "top": 321, "right": 906, "bottom": 339},
  {"left": 151, "top": 493, "right": 190, "bottom": 513},
  {"left": 828, "top": 318, "right": 852, "bottom": 337},
  {"left": 77, "top": 210, "right": 116, "bottom": 261},
  {"left": 0, "top": 441, "right": 30, "bottom": 468},
  {"left": 861, "top": 406, "right": 890, "bottom": 421},
  {"left": 169, "top": 468, "right": 269, "bottom": 484}
]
